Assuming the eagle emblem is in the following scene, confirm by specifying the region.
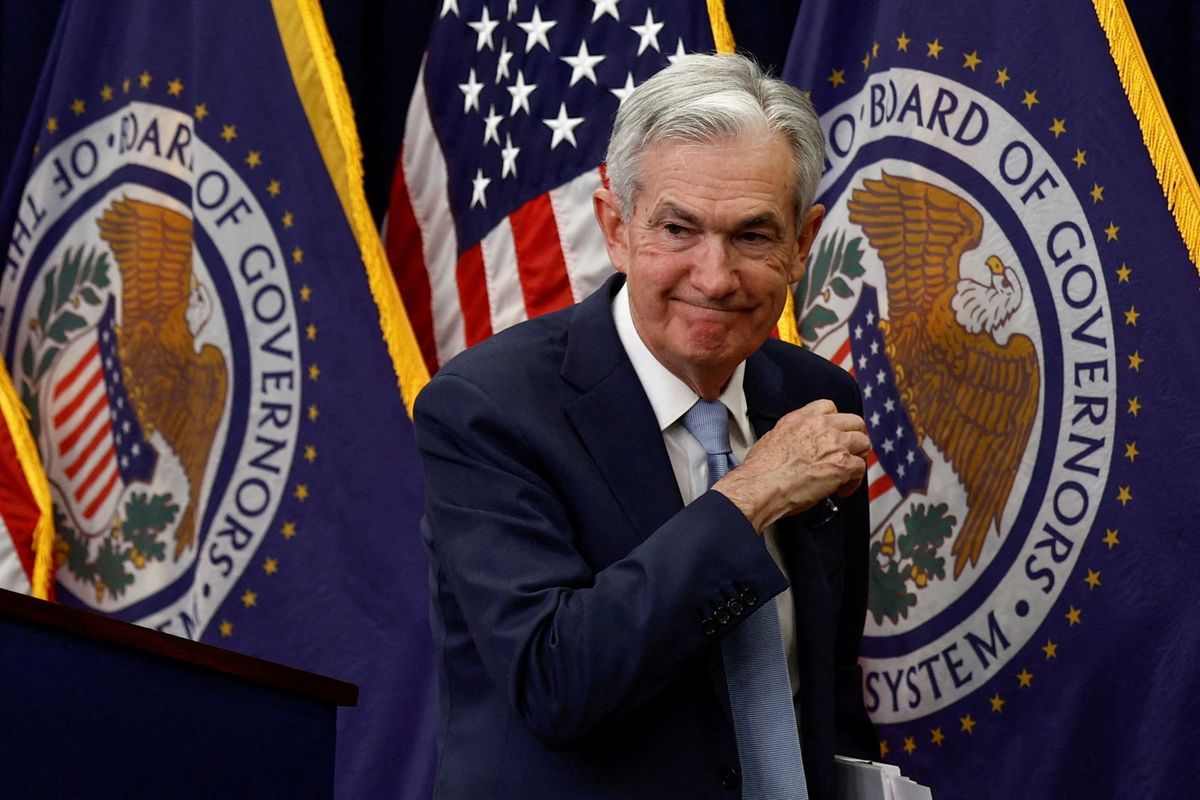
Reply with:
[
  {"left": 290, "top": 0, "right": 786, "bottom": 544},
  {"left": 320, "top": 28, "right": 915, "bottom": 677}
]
[
  {"left": 847, "top": 173, "right": 1040, "bottom": 577},
  {"left": 92, "top": 197, "right": 228, "bottom": 559}
]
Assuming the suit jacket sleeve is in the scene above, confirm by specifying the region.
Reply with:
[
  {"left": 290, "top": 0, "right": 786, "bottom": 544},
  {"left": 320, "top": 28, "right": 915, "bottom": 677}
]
[{"left": 414, "top": 371, "right": 789, "bottom": 746}]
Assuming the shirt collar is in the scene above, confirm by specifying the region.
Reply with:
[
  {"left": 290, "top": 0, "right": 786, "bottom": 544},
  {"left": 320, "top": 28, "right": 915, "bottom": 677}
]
[{"left": 612, "top": 282, "right": 750, "bottom": 441}]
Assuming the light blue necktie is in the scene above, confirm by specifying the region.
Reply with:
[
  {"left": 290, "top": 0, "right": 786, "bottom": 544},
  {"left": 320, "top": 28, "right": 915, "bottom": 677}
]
[{"left": 682, "top": 399, "right": 808, "bottom": 800}]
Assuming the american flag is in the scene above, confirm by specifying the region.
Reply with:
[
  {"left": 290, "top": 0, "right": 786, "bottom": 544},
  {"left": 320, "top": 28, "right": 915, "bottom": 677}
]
[
  {"left": 47, "top": 296, "right": 156, "bottom": 533},
  {"left": 385, "top": 0, "right": 716, "bottom": 374},
  {"left": 826, "top": 285, "right": 930, "bottom": 513}
]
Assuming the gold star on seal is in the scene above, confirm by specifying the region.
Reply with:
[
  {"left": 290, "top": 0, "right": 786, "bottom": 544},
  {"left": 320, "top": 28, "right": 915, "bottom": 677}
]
[
  {"left": 1073, "top": 149, "right": 1087, "bottom": 168},
  {"left": 241, "top": 589, "right": 258, "bottom": 608},
  {"left": 100, "top": 84, "right": 114, "bottom": 102},
  {"left": 1091, "top": 183, "right": 1105, "bottom": 203},
  {"left": 167, "top": 78, "right": 184, "bottom": 97},
  {"left": 139, "top": 70, "right": 152, "bottom": 89},
  {"left": 282, "top": 211, "right": 295, "bottom": 229},
  {"left": 1127, "top": 351, "right": 1142, "bottom": 371},
  {"left": 1127, "top": 396, "right": 1141, "bottom": 416},
  {"left": 1103, "top": 529, "right": 1120, "bottom": 549},
  {"left": 292, "top": 246, "right": 304, "bottom": 264},
  {"left": 1116, "top": 486, "right": 1132, "bottom": 505},
  {"left": 989, "top": 693, "right": 1005, "bottom": 712},
  {"left": 294, "top": 484, "right": 309, "bottom": 501},
  {"left": 1085, "top": 569, "right": 1102, "bottom": 589},
  {"left": 46, "top": 117, "right": 58, "bottom": 134},
  {"left": 1022, "top": 90, "right": 1039, "bottom": 110},
  {"left": 1124, "top": 306, "right": 1140, "bottom": 325},
  {"left": 194, "top": 102, "right": 209, "bottom": 120},
  {"left": 1049, "top": 118, "right": 1067, "bottom": 137},
  {"left": 903, "top": 737, "right": 917, "bottom": 755},
  {"left": 308, "top": 403, "right": 319, "bottom": 421},
  {"left": 931, "top": 728, "right": 945, "bottom": 746},
  {"left": 995, "top": 67, "right": 1010, "bottom": 87},
  {"left": 1017, "top": 668, "right": 1033, "bottom": 688},
  {"left": 308, "top": 363, "right": 320, "bottom": 381},
  {"left": 827, "top": 68, "right": 846, "bottom": 87},
  {"left": 245, "top": 150, "right": 263, "bottom": 168},
  {"left": 306, "top": 324, "right": 317, "bottom": 341},
  {"left": 926, "top": 39, "right": 943, "bottom": 59},
  {"left": 1116, "top": 263, "right": 1130, "bottom": 282},
  {"left": 70, "top": 98, "right": 85, "bottom": 116},
  {"left": 299, "top": 284, "right": 312, "bottom": 301},
  {"left": 267, "top": 179, "right": 281, "bottom": 197},
  {"left": 1105, "top": 221, "right": 1120, "bottom": 241},
  {"left": 1125, "top": 441, "right": 1139, "bottom": 462},
  {"left": 220, "top": 123, "right": 237, "bottom": 142},
  {"left": 897, "top": 32, "right": 911, "bottom": 52},
  {"left": 281, "top": 521, "right": 297, "bottom": 539},
  {"left": 304, "top": 445, "right": 317, "bottom": 463},
  {"left": 879, "top": 740, "right": 890, "bottom": 757},
  {"left": 1065, "top": 605, "right": 1083, "bottom": 625},
  {"left": 219, "top": 619, "right": 233, "bottom": 637},
  {"left": 959, "top": 714, "right": 976, "bottom": 733},
  {"left": 122, "top": 77, "right": 132, "bottom": 93},
  {"left": 861, "top": 52, "right": 872, "bottom": 70},
  {"left": 872, "top": 42, "right": 880, "bottom": 57},
  {"left": 263, "top": 557, "right": 279, "bottom": 575},
  {"left": 963, "top": 50, "right": 982, "bottom": 70},
  {"left": 1042, "top": 640, "right": 1058, "bottom": 659}
]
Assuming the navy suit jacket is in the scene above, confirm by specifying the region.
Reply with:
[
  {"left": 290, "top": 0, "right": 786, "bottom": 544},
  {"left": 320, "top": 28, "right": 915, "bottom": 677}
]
[{"left": 414, "top": 274, "right": 878, "bottom": 799}]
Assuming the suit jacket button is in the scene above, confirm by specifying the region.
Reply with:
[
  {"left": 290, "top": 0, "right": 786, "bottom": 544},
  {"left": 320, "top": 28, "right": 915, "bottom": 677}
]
[
  {"left": 720, "top": 767, "right": 740, "bottom": 789},
  {"left": 727, "top": 598, "right": 743, "bottom": 616},
  {"left": 702, "top": 617, "right": 717, "bottom": 636},
  {"left": 740, "top": 588, "right": 757, "bottom": 607},
  {"left": 715, "top": 608, "right": 731, "bottom": 625}
]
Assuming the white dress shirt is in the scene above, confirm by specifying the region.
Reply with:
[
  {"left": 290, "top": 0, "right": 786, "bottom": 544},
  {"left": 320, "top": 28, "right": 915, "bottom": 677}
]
[{"left": 612, "top": 284, "right": 800, "bottom": 696}]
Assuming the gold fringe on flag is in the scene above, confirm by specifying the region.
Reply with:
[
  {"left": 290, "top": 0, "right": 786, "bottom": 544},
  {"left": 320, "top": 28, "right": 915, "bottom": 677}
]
[
  {"left": 0, "top": 359, "right": 54, "bottom": 600},
  {"left": 272, "top": 0, "right": 432, "bottom": 415},
  {"left": 1092, "top": 0, "right": 1200, "bottom": 272}
]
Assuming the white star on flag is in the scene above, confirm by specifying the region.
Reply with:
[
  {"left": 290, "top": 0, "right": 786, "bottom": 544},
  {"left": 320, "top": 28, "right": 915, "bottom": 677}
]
[
  {"left": 501, "top": 133, "right": 520, "bottom": 178},
  {"left": 631, "top": 8, "right": 664, "bottom": 55},
  {"left": 561, "top": 41, "right": 606, "bottom": 86},
  {"left": 611, "top": 72, "right": 637, "bottom": 105},
  {"left": 507, "top": 69, "right": 536, "bottom": 115},
  {"left": 471, "top": 168, "right": 491, "bottom": 208},
  {"left": 543, "top": 102, "right": 583, "bottom": 149},
  {"left": 459, "top": 67, "right": 484, "bottom": 113},
  {"left": 469, "top": 6, "right": 500, "bottom": 51},
  {"left": 591, "top": 0, "right": 621, "bottom": 21},
  {"left": 482, "top": 105, "right": 503, "bottom": 145},
  {"left": 495, "top": 39, "right": 514, "bottom": 82},
  {"left": 518, "top": 6, "right": 557, "bottom": 53}
]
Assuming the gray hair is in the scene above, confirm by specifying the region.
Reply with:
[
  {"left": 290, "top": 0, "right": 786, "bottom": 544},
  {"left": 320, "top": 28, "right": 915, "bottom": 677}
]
[{"left": 605, "top": 53, "right": 825, "bottom": 231}]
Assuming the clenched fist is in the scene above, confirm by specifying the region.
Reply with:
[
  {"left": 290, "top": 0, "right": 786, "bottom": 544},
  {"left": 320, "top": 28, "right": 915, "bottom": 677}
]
[{"left": 714, "top": 399, "right": 870, "bottom": 533}]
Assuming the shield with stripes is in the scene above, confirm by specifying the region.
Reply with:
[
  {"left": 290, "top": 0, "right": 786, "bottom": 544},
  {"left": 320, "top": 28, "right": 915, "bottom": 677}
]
[{"left": 40, "top": 297, "right": 157, "bottom": 537}]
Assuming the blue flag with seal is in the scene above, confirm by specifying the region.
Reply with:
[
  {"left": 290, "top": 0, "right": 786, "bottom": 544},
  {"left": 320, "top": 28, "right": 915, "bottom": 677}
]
[
  {"left": 0, "top": 1, "right": 436, "bottom": 796},
  {"left": 785, "top": 1, "right": 1200, "bottom": 797}
]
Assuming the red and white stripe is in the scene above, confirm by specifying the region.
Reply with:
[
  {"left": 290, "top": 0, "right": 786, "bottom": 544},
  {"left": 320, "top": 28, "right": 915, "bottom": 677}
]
[
  {"left": 385, "top": 62, "right": 613, "bottom": 376},
  {"left": 826, "top": 333, "right": 902, "bottom": 513},
  {"left": 48, "top": 339, "right": 120, "bottom": 530}
]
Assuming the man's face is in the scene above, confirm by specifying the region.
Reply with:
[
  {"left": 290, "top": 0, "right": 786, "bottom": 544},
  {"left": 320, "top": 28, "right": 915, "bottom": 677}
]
[{"left": 595, "top": 133, "right": 824, "bottom": 397}]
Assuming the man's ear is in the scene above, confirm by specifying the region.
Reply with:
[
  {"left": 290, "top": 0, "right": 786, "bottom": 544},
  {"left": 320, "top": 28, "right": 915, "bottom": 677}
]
[
  {"left": 789, "top": 203, "right": 826, "bottom": 283},
  {"left": 593, "top": 187, "right": 629, "bottom": 273}
]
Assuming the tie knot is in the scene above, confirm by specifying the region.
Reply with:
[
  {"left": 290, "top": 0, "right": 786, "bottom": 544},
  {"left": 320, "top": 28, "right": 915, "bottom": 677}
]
[{"left": 681, "top": 399, "right": 733, "bottom": 457}]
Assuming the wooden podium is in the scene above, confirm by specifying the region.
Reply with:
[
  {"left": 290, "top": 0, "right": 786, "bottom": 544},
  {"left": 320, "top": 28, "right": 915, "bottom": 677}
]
[{"left": 0, "top": 588, "right": 358, "bottom": 798}]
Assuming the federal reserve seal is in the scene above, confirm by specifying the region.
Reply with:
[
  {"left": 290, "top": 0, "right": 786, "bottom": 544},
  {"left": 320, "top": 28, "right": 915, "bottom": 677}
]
[
  {"left": 2, "top": 98, "right": 302, "bottom": 637},
  {"left": 797, "top": 66, "right": 1118, "bottom": 723}
]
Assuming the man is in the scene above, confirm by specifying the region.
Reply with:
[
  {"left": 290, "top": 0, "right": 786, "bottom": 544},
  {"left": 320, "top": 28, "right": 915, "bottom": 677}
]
[{"left": 414, "top": 53, "right": 878, "bottom": 799}]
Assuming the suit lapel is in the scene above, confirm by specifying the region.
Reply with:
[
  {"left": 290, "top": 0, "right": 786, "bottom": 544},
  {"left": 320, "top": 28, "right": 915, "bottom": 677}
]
[{"left": 562, "top": 275, "right": 683, "bottom": 542}]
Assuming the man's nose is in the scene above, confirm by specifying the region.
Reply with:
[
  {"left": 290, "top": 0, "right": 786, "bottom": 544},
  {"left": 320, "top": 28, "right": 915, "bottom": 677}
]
[{"left": 690, "top": 237, "right": 739, "bottom": 297}]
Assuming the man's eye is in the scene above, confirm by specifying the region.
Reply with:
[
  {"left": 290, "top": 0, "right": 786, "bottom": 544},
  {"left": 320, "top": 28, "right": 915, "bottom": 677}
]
[
  {"left": 664, "top": 223, "right": 687, "bottom": 236},
  {"left": 739, "top": 231, "right": 768, "bottom": 243}
]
